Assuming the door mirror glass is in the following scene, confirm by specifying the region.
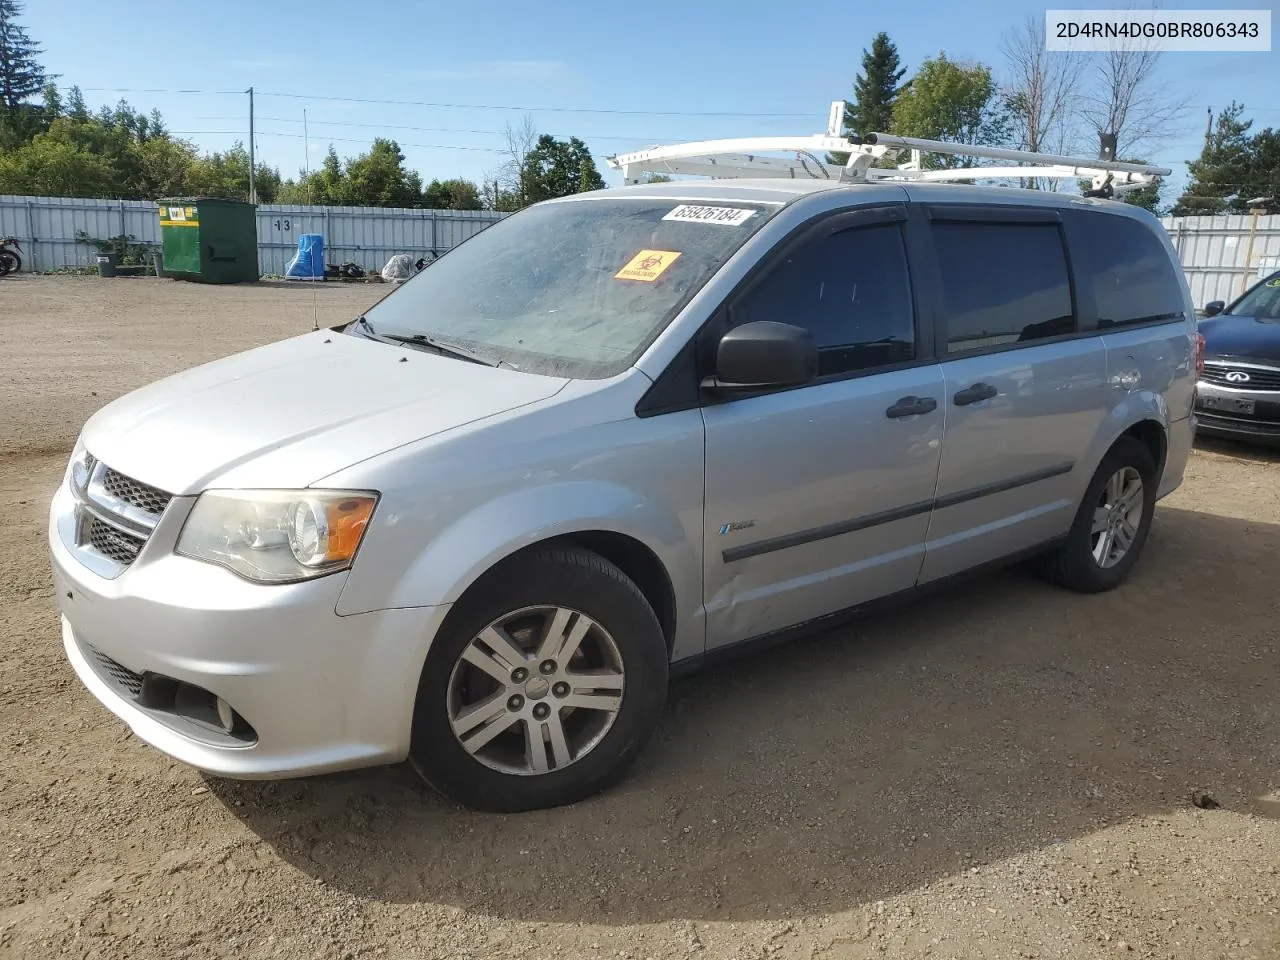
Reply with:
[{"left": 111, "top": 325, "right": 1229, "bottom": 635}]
[
  {"left": 1202, "top": 300, "right": 1225, "bottom": 317},
  {"left": 713, "top": 320, "right": 818, "bottom": 390}
]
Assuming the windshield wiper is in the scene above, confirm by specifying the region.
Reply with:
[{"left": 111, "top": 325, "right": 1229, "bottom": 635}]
[{"left": 348, "top": 316, "right": 497, "bottom": 367}]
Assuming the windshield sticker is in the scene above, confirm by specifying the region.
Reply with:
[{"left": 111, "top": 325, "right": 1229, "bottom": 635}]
[
  {"left": 615, "top": 249, "right": 682, "bottom": 282},
  {"left": 1267, "top": 278, "right": 1280, "bottom": 287},
  {"left": 662, "top": 204, "right": 756, "bottom": 226}
]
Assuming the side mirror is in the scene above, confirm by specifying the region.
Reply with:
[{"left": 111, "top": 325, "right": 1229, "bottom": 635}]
[
  {"left": 1203, "top": 300, "right": 1225, "bottom": 317},
  {"left": 709, "top": 320, "right": 818, "bottom": 392}
]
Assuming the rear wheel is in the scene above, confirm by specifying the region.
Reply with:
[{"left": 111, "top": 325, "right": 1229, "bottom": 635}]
[
  {"left": 409, "top": 545, "right": 669, "bottom": 812},
  {"left": 0, "top": 251, "right": 17, "bottom": 276},
  {"left": 1039, "top": 436, "right": 1157, "bottom": 593}
]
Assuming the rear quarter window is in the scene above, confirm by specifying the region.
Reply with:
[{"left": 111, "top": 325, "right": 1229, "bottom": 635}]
[{"left": 1069, "top": 210, "right": 1185, "bottom": 328}]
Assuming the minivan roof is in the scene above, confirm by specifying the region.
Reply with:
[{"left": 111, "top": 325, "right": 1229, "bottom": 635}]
[{"left": 552, "top": 178, "right": 1153, "bottom": 219}]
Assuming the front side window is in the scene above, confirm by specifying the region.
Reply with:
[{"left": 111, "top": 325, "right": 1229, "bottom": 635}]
[
  {"left": 1071, "top": 211, "right": 1185, "bottom": 327},
  {"left": 933, "top": 221, "right": 1075, "bottom": 353},
  {"left": 729, "top": 222, "right": 915, "bottom": 377},
  {"left": 358, "top": 198, "right": 774, "bottom": 378}
]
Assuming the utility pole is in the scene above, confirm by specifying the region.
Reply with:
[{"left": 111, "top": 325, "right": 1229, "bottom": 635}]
[
  {"left": 247, "top": 86, "right": 257, "bottom": 205},
  {"left": 1205, "top": 106, "right": 1213, "bottom": 147}
]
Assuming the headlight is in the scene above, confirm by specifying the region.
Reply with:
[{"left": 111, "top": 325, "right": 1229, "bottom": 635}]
[
  {"left": 68, "top": 441, "right": 95, "bottom": 495},
  {"left": 176, "top": 489, "right": 378, "bottom": 583}
]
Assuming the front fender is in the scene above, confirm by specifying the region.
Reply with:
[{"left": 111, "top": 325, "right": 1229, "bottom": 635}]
[{"left": 336, "top": 480, "right": 704, "bottom": 657}]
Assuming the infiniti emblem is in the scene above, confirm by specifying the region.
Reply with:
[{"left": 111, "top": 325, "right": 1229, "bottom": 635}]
[{"left": 1224, "top": 371, "right": 1251, "bottom": 383}]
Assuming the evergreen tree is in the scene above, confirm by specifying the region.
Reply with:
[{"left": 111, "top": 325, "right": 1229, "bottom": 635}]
[
  {"left": 848, "top": 33, "right": 906, "bottom": 138},
  {"left": 0, "top": 0, "right": 48, "bottom": 117},
  {"left": 828, "top": 32, "right": 905, "bottom": 165},
  {"left": 1172, "top": 102, "right": 1254, "bottom": 215}
]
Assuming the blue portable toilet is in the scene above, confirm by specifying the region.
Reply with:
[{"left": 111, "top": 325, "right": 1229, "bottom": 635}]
[{"left": 286, "top": 234, "right": 324, "bottom": 279}]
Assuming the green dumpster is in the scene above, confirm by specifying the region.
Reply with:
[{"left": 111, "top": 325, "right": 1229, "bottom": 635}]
[{"left": 157, "top": 197, "right": 259, "bottom": 284}]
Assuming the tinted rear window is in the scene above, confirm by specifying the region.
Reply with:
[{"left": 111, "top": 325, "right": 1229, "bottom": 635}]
[
  {"left": 933, "top": 222, "right": 1075, "bottom": 353},
  {"left": 1070, "top": 211, "right": 1185, "bottom": 327}
]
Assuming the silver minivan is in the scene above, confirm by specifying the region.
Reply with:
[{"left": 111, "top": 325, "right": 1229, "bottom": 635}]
[{"left": 50, "top": 180, "right": 1199, "bottom": 812}]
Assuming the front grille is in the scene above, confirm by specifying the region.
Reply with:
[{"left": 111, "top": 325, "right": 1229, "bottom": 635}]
[
  {"left": 101, "top": 468, "right": 172, "bottom": 516},
  {"left": 1201, "top": 363, "right": 1280, "bottom": 391},
  {"left": 83, "top": 514, "right": 145, "bottom": 565},
  {"left": 85, "top": 643, "right": 144, "bottom": 698}
]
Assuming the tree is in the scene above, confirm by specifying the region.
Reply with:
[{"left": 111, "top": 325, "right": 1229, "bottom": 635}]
[
  {"left": 519, "top": 134, "right": 605, "bottom": 204},
  {"left": 486, "top": 114, "right": 538, "bottom": 208},
  {"left": 849, "top": 33, "right": 906, "bottom": 137},
  {"left": 186, "top": 142, "right": 279, "bottom": 202},
  {"left": 892, "top": 53, "right": 1010, "bottom": 168},
  {"left": 1079, "top": 20, "right": 1187, "bottom": 161},
  {"left": 65, "top": 84, "right": 89, "bottom": 123},
  {"left": 0, "top": 1, "right": 49, "bottom": 124},
  {"left": 0, "top": 134, "right": 115, "bottom": 196},
  {"left": 342, "top": 138, "right": 423, "bottom": 207},
  {"left": 424, "top": 177, "right": 482, "bottom": 210},
  {"left": 1172, "top": 103, "right": 1279, "bottom": 216},
  {"left": 828, "top": 33, "right": 906, "bottom": 166},
  {"left": 1001, "top": 16, "right": 1083, "bottom": 188},
  {"left": 136, "top": 134, "right": 200, "bottom": 198},
  {"left": 287, "top": 145, "right": 346, "bottom": 205}
]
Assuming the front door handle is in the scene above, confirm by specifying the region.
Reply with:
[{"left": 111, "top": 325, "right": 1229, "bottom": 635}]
[
  {"left": 953, "top": 382, "right": 998, "bottom": 406},
  {"left": 885, "top": 396, "right": 938, "bottom": 419}
]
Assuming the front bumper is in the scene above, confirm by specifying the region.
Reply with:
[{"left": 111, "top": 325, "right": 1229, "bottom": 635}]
[
  {"left": 49, "top": 479, "right": 448, "bottom": 779},
  {"left": 1194, "top": 379, "right": 1280, "bottom": 445}
]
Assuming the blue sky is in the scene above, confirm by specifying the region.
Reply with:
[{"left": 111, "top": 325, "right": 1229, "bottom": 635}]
[{"left": 23, "top": 0, "right": 1280, "bottom": 200}]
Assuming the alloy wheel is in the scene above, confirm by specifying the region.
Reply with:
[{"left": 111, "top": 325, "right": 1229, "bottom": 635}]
[
  {"left": 446, "top": 605, "right": 626, "bottom": 776},
  {"left": 1091, "top": 466, "right": 1144, "bottom": 569}
]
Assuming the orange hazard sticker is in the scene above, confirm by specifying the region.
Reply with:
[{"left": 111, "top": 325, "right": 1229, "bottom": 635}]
[{"left": 615, "top": 249, "right": 681, "bottom": 282}]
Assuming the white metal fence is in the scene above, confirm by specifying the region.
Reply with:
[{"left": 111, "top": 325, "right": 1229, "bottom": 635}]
[
  {"left": 0, "top": 195, "right": 504, "bottom": 276},
  {"left": 1162, "top": 214, "right": 1280, "bottom": 307},
  {"left": 2, "top": 195, "right": 1278, "bottom": 306}
]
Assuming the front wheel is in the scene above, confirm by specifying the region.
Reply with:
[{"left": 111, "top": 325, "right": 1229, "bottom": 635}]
[
  {"left": 0, "top": 251, "right": 17, "bottom": 276},
  {"left": 1039, "top": 436, "right": 1158, "bottom": 593},
  {"left": 409, "top": 546, "right": 669, "bottom": 812}
]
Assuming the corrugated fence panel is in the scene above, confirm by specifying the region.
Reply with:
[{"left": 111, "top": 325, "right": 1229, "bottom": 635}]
[
  {"left": 0, "top": 195, "right": 503, "bottom": 275},
  {"left": 256, "top": 204, "right": 502, "bottom": 276},
  {"left": 1163, "top": 214, "right": 1280, "bottom": 307},
  {"left": 7, "top": 197, "right": 1280, "bottom": 304},
  {"left": 1, "top": 195, "right": 161, "bottom": 271}
]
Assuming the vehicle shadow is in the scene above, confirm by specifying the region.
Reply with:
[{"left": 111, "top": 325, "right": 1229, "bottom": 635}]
[{"left": 210, "top": 506, "right": 1280, "bottom": 924}]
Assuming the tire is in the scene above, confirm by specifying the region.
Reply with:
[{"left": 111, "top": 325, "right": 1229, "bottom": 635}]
[
  {"left": 409, "top": 545, "right": 669, "bottom": 813},
  {"left": 1039, "top": 436, "right": 1158, "bottom": 593},
  {"left": 0, "top": 251, "right": 16, "bottom": 276}
]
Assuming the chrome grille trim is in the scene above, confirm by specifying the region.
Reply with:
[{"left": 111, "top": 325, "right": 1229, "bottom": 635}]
[
  {"left": 101, "top": 468, "right": 172, "bottom": 517},
  {"left": 81, "top": 514, "right": 146, "bottom": 565},
  {"left": 71, "top": 457, "right": 173, "bottom": 571},
  {"left": 1201, "top": 360, "right": 1280, "bottom": 392}
]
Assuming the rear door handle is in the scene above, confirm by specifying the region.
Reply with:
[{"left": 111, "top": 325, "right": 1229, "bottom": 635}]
[
  {"left": 953, "top": 382, "right": 998, "bottom": 406},
  {"left": 885, "top": 396, "right": 938, "bottom": 419}
]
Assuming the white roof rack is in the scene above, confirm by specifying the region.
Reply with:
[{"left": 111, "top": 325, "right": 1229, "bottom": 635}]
[{"left": 607, "top": 102, "right": 1170, "bottom": 198}]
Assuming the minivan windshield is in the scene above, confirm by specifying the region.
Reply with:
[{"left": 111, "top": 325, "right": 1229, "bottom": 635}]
[
  {"left": 357, "top": 197, "right": 775, "bottom": 378},
  {"left": 1227, "top": 272, "right": 1280, "bottom": 319}
]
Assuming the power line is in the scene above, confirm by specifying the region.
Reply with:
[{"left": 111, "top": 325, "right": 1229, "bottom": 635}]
[
  {"left": 169, "top": 130, "right": 506, "bottom": 153},
  {"left": 79, "top": 86, "right": 815, "bottom": 118},
  {"left": 194, "top": 115, "right": 679, "bottom": 144}
]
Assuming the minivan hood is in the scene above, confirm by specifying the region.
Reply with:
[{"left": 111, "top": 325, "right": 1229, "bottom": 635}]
[
  {"left": 81, "top": 330, "right": 569, "bottom": 494},
  {"left": 1199, "top": 314, "right": 1280, "bottom": 362}
]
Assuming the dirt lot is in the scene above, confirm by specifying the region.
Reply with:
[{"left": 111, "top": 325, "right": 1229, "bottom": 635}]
[{"left": 1, "top": 274, "right": 1278, "bottom": 960}]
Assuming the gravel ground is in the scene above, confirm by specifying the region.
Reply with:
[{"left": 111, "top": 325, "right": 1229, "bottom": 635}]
[{"left": 1, "top": 275, "right": 1278, "bottom": 960}]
